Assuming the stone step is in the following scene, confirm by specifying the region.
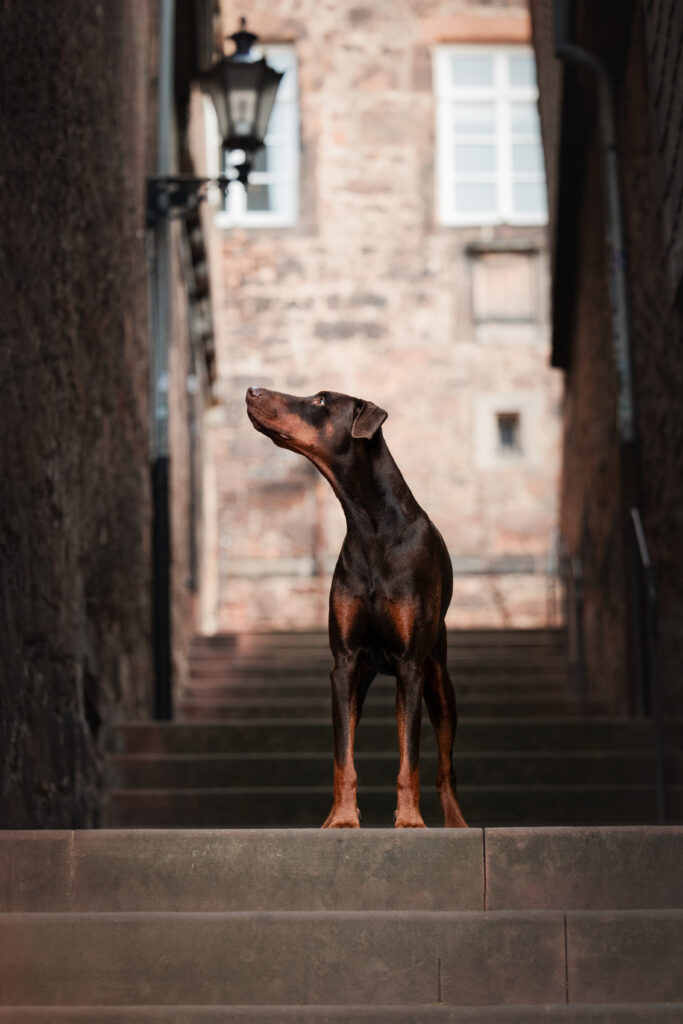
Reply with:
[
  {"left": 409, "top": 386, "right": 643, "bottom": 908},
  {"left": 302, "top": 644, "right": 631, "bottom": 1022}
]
[
  {"left": 192, "top": 628, "right": 567, "bottom": 650},
  {"left": 102, "top": 783, "right": 681, "bottom": 828},
  {"left": 189, "top": 667, "right": 569, "bottom": 684},
  {"left": 2, "top": 1005, "right": 683, "bottom": 1022},
  {"left": 110, "top": 750, "right": 673, "bottom": 789},
  {"left": 188, "top": 660, "right": 568, "bottom": 675},
  {"left": 177, "top": 697, "right": 603, "bottom": 720},
  {"left": 1, "top": 909, "right": 682, "bottom": 1007},
  {"left": 184, "top": 679, "right": 574, "bottom": 698},
  {"left": 3, "top": 828, "right": 680, "bottom": 914},
  {"left": 112, "top": 718, "right": 664, "bottom": 755}
]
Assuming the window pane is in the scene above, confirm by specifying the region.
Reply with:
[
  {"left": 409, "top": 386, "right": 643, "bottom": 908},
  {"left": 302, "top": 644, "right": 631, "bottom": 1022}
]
[
  {"left": 455, "top": 181, "right": 497, "bottom": 215},
  {"left": 249, "top": 143, "right": 287, "bottom": 176},
  {"left": 454, "top": 143, "right": 496, "bottom": 174},
  {"left": 450, "top": 54, "right": 494, "bottom": 88},
  {"left": 513, "top": 180, "right": 547, "bottom": 216},
  {"left": 511, "top": 102, "right": 541, "bottom": 136},
  {"left": 246, "top": 183, "right": 272, "bottom": 212},
  {"left": 512, "top": 142, "right": 544, "bottom": 175},
  {"left": 453, "top": 103, "right": 495, "bottom": 136},
  {"left": 251, "top": 147, "right": 268, "bottom": 173},
  {"left": 265, "top": 102, "right": 287, "bottom": 137},
  {"left": 508, "top": 53, "right": 537, "bottom": 88}
]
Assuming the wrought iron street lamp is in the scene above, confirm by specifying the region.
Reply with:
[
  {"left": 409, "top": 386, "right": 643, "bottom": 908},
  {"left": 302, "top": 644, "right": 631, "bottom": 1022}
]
[
  {"left": 200, "top": 18, "right": 283, "bottom": 179},
  {"left": 146, "top": 18, "right": 284, "bottom": 224}
]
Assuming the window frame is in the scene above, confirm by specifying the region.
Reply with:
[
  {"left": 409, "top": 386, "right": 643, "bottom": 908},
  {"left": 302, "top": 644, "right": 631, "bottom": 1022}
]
[
  {"left": 434, "top": 44, "right": 547, "bottom": 227},
  {"left": 206, "top": 43, "right": 299, "bottom": 229}
]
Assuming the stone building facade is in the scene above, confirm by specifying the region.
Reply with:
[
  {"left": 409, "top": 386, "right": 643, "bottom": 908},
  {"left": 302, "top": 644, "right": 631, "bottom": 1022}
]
[
  {"left": 530, "top": 0, "right": 683, "bottom": 714},
  {"left": 202, "top": 0, "right": 563, "bottom": 632},
  {"left": 0, "top": 0, "right": 217, "bottom": 826}
]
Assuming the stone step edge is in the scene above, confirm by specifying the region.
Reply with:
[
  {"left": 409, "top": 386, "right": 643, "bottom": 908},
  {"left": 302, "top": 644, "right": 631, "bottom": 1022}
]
[
  {"left": 104, "top": 782, "right": 671, "bottom": 794},
  {"left": 1, "top": 1004, "right": 682, "bottom": 1021},
  {"left": 3, "top": 908, "right": 682, "bottom": 921},
  {"left": 109, "top": 749, "right": 667, "bottom": 761}
]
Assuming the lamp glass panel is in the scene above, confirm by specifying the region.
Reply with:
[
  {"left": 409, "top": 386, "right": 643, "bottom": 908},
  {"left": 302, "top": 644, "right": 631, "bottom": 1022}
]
[
  {"left": 228, "top": 88, "right": 258, "bottom": 138},
  {"left": 254, "top": 66, "right": 284, "bottom": 142}
]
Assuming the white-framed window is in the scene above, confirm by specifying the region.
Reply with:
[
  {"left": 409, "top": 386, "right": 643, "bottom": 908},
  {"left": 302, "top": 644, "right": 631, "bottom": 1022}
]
[
  {"left": 434, "top": 46, "right": 547, "bottom": 226},
  {"left": 205, "top": 44, "right": 299, "bottom": 228}
]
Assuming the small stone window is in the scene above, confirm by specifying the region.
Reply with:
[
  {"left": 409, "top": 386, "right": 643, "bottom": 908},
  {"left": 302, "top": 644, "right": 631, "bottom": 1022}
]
[{"left": 497, "top": 411, "right": 521, "bottom": 453}]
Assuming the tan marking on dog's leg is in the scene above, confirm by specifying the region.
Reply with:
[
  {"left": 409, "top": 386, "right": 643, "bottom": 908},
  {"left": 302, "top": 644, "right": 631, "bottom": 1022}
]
[
  {"left": 394, "top": 661, "right": 426, "bottom": 828},
  {"left": 424, "top": 653, "right": 468, "bottom": 828}
]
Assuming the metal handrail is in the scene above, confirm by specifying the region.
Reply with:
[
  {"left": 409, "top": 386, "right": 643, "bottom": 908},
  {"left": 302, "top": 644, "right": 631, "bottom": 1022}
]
[{"left": 628, "top": 507, "right": 667, "bottom": 823}]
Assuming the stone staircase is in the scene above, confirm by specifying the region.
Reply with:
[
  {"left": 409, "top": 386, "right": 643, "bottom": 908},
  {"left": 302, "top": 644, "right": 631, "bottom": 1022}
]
[
  {"left": 2, "top": 628, "right": 682, "bottom": 1019},
  {"left": 1, "top": 827, "right": 682, "bottom": 1019},
  {"left": 104, "top": 628, "right": 683, "bottom": 828}
]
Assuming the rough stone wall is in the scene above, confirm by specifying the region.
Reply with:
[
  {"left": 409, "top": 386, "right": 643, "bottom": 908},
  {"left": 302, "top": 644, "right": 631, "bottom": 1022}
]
[
  {"left": 0, "top": 0, "right": 156, "bottom": 826},
  {"left": 556, "top": 133, "right": 628, "bottom": 711},
  {"left": 643, "top": 0, "right": 683, "bottom": 293},
  {"left": 620, "top": 8, "right": 683, "bottom": 715},
  {"left": 530, "top": 0, "right": 683, "bottom": 713},
  {"left": 203, "top": 0, "right": 563, "bottom": 632}
]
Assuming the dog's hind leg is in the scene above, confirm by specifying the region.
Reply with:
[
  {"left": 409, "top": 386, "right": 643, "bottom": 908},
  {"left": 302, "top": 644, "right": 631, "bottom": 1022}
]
[{"left": 423, "top": 630, "right": 468, "bottom": 828}]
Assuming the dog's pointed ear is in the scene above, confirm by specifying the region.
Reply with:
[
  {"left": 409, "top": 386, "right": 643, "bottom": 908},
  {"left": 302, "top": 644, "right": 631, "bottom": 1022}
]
[{"left": 351, "top": 399, "right": 388, "bottom": 439}]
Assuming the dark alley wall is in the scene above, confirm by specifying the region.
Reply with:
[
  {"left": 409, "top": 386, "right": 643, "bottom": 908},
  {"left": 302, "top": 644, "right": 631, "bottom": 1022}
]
[
  {"left": 0, "top": 0, "right": 157, "bottom": 826},
  {"left": 531, "top": 0, "right": 683, "bottom": 714}
]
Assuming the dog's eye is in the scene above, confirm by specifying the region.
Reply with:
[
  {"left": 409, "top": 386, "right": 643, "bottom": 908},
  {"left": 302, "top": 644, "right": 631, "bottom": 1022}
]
[{"left": 312, "top": 394, "right": 326, "bottom": 406}]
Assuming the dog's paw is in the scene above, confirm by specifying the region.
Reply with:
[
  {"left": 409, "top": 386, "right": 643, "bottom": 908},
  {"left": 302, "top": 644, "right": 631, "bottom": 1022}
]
[
  {"left": 394, "top": 812, "right": 427, "bottom": 829},
  {"left": 322, "top": 805, "right": 360, "bottom": 828}
]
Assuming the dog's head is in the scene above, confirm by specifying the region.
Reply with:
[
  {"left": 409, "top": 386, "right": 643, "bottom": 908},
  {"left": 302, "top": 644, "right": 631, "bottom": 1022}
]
[{"left": 246, "top": 387, "right": 388, "bottom": 462}]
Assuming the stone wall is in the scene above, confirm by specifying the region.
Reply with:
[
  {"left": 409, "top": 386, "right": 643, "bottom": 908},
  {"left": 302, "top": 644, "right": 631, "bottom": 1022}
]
[
  {"left": 0, "top": 0, "right": 157, "bottom": 826},
  {"left": 202, "top": 0, "right": 563, "bottom": 632},
  {"left": 530, "top": 0, "right": 683, "bottom": 713}
]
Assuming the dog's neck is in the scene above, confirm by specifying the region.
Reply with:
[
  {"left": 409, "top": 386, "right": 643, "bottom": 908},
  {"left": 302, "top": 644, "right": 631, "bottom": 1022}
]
[{"left": 313, "top": 431, "right": 422, "bottom": 542}]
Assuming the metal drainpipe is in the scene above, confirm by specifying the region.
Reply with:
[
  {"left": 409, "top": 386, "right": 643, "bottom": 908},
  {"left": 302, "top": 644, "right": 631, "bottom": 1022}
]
[
  {"left": 553, "top": 0, "right": 636, "bottom": 444},
  {"left": 150, "top": 0, "right": 176, "bottom": 719},
  {"left": 553, "top": 0, "right": 648, "bottom": 715}
]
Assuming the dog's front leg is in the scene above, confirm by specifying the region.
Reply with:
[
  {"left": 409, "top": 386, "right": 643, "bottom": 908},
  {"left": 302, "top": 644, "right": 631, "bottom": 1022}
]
[
  {"left": 394, "top": 660, "right": 427, "bottom": 828},
  {"left": 322, "top": 653, "right": 363, "bottom": 828}
]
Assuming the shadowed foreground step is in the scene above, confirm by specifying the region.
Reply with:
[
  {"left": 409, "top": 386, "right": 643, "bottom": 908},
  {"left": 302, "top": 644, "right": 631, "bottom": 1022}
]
[{"left": 1, "top": 910, "right": 683, "bottom": 1006}]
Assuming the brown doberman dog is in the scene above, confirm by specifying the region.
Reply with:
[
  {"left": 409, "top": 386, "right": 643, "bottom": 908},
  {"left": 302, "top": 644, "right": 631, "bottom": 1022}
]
[{"left": 246, "top": 386, "right": 468, "bottom": 829}]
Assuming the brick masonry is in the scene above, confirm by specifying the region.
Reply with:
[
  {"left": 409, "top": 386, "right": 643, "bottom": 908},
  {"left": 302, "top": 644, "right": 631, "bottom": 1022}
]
[
  {"left": 530, "top": 0, "right": 683, "bottom": 713},
  {"left": 201, "top": 0, "right": 563, "bottom": 631}
]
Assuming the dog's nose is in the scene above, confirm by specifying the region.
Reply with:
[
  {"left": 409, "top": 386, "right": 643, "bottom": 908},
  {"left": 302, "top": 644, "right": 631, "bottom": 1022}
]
[{"left": 247, "top": 386, "right": 263, "bottom": 398}]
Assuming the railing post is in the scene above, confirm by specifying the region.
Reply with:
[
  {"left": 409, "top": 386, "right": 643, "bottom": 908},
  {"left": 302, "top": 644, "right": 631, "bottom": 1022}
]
[{"left": 629, "top": 508, "right": 667, "bottom": 823}]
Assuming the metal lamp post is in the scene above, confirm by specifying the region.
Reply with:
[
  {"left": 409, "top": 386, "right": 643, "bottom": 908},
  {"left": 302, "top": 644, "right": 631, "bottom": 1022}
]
[{"left": 147, "top": 17, "right": 284, "bottom": 223}]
